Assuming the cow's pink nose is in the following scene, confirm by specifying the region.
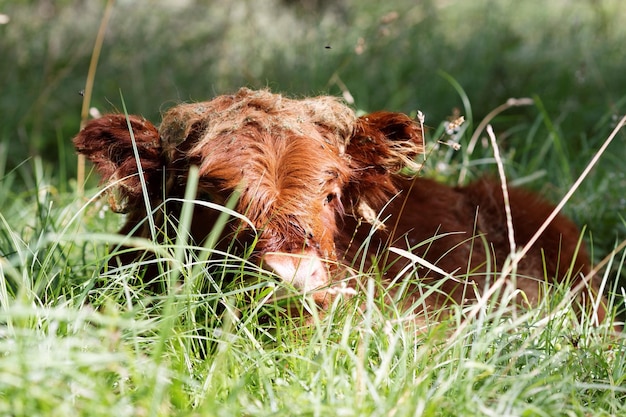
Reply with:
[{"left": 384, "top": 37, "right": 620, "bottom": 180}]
[{"left": 262, "top": 251, "right": 329, "bottom": 294}]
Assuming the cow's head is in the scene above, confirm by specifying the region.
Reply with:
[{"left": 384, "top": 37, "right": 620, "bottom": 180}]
[{"left": 74, "top": 88, "right": 423, "bottom": 305}]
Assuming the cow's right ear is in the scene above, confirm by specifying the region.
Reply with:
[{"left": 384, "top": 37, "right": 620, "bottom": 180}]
[
  {"left": 343, "top": 111, "right": 423, "bottom": 223},
  {"left": 73, "top": 114, "right": 163, "bottom": 213}
]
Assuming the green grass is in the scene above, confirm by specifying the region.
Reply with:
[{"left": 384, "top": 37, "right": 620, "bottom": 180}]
[
  {"left": 1, "top": 0, "right": 626, "bottom": 415},
  {"left": 1, "top": 204, "right": 625, "bottom": 416}
]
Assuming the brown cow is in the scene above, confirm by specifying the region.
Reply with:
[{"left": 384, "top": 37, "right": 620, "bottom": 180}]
[{"left": 74, "top": 88, "right": 611, "bottom": 325}]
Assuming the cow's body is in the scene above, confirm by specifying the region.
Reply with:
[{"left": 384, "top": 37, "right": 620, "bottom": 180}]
[{"left": 74, "top": 88, "right": 610, "bottom": 325}]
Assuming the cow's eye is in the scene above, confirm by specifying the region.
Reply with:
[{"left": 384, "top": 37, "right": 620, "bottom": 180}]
[{"left": 324, "top": 193, "right": 336, "bottom": 205}]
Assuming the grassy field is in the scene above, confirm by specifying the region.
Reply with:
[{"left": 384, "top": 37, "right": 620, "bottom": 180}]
[{"left": 1, "top": 0, "right": 626, "bottom": 415}]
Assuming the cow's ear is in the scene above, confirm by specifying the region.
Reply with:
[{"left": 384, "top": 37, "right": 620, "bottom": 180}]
[
  {"left": 73, "top": 114, "right": 163, "bottom": 213},
  {"left": 343, "top": 112, "right": 423, "bottom": 221},
  {"left": 349, "top": 111, "right": 424, "bottom": 174}
]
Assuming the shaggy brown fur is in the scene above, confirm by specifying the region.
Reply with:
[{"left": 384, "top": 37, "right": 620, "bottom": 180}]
[{"left": 74, "top": 87, "right": 610, "bottom": 325}]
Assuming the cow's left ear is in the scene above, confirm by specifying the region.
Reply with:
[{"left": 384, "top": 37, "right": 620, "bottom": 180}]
[
  {"left": 73, "top": 114, "right": 163, "bottom": 213},
  {"left": 343, "top": 111, "right": 424, "bottom": 225}
]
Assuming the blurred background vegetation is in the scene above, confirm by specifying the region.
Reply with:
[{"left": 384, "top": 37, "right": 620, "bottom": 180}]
[{"left": 1, "top": 0, "right": 625, "bottom": 270}]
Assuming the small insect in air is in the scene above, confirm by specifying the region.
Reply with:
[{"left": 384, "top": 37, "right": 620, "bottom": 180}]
[
  {"left": 78, "top": 90, "right": 85, "bottom": 97},
  {"left": 324, "top": 45, "right": 332, "bottom": 49}
]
